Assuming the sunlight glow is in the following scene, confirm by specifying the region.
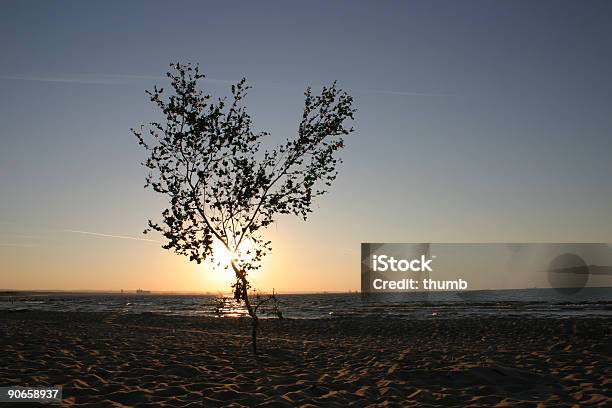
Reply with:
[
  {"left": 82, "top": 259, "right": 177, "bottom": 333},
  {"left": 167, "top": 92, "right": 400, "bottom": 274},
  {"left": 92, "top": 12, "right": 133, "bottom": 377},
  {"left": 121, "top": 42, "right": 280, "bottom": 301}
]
[
  {"left": 212, "top": 240, "right": 234, "bottom": 268},
  {"left": 203, "top": 239, "right": 257, "bottom": 290}
]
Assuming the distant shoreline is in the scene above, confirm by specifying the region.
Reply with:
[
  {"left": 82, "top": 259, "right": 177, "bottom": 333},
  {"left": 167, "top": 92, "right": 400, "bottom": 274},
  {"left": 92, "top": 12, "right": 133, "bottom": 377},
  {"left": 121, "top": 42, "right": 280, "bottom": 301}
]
[{"left": 1, "top": 286, "right": 611, "bottom": 296}]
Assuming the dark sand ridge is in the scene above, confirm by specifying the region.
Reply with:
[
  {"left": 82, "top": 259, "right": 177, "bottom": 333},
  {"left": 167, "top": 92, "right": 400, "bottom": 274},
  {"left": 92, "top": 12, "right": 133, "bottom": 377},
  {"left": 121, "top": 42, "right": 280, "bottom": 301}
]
[{"left": 1, "top": 311, "right": 610, "bottom": 407}]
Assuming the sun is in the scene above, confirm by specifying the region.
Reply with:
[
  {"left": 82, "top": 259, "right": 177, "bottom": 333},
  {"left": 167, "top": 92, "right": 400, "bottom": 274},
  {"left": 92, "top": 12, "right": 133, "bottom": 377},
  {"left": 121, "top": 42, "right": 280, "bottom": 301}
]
[
  {"left": 211, "top": 239, "right": 255, "bottom": 267},
  {"left": 212, "top": 240, "right": 234, "bottom": 268},
  {"left": 204, "top": 239, "right": 257, "bottom": 289}
]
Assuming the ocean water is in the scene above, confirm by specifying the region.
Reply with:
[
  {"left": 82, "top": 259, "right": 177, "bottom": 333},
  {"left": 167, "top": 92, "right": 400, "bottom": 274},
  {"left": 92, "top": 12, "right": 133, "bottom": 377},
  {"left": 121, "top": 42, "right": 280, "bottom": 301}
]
[{"left": 1, "top": 288, "right": 611, "bottom": 319}]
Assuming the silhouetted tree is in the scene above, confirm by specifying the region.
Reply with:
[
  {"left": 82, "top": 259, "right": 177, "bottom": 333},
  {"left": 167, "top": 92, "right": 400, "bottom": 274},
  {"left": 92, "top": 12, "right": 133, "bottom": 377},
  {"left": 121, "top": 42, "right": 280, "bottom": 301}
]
[{"left": 132, "top": 63, "right": 355, "bottom": 353}]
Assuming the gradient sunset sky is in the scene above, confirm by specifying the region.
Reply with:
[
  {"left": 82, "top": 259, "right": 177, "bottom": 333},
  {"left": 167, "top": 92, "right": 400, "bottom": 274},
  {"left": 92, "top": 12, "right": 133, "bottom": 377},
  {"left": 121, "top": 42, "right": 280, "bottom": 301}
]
[{"left": 1, "top": 1, "right": 611, "bottom": 292}]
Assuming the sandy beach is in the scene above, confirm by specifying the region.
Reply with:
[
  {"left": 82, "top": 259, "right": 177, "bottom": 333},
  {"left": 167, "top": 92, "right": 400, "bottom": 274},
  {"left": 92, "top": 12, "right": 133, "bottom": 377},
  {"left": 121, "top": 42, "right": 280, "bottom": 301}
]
[{"left": 1, "top": 310, "right": 610, "bottom": 407}]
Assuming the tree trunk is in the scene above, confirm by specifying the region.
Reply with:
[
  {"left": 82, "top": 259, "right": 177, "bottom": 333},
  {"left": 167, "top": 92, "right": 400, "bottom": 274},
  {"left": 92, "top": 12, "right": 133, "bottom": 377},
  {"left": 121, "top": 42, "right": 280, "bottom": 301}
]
[
  {"left": 242, "top": 281, "right": 259, "bottom": 354},
  {"left": 232, "top": 263, "right": 259, "bottom": 354},
  {"left": 250, "top": 312, "right": 259, "bottom": 354}
]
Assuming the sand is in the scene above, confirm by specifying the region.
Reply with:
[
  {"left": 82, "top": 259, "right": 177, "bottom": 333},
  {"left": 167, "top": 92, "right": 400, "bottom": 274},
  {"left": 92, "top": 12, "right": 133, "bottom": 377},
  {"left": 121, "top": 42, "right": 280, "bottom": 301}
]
[{"left": 1, "top": 310, "right": 610, "bottom": 407}]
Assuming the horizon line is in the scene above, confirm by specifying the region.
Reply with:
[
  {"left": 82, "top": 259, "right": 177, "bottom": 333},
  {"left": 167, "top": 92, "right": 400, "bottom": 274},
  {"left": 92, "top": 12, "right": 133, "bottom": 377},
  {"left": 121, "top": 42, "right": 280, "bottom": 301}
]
[{"left": 2, "top": 286, "right": 611, "bottom": 296}]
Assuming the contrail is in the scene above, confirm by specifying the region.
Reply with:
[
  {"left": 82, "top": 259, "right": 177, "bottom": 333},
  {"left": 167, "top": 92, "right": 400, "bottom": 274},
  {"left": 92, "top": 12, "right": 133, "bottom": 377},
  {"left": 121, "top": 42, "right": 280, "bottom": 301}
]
[
  {"left": 351, "top": 87, "right": 460, "bottom": 98},
  {"left": 0, "top": 74, "right": 118, "bottom": 84},
  {"left": 63, "top": 229, "right": 160, "bottom": 243},
  {"left": 0, "top": 73, "right": 459, "bottom": 97},
  {"left": 0, "top": 73, "right": 237, "bottom": 85}
]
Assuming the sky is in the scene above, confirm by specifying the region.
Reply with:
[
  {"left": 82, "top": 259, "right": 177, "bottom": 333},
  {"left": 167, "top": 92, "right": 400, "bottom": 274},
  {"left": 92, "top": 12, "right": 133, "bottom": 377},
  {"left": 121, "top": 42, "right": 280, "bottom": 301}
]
[{"left": 1, "top": 0, "right": 611, "bottom": 292}]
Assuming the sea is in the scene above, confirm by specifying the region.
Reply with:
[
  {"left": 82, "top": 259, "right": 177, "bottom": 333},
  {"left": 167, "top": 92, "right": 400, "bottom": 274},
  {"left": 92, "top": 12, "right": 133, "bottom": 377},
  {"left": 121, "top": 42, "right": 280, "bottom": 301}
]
[{"left": 1, "top": 288, "right": 611, "bottom": 320}]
